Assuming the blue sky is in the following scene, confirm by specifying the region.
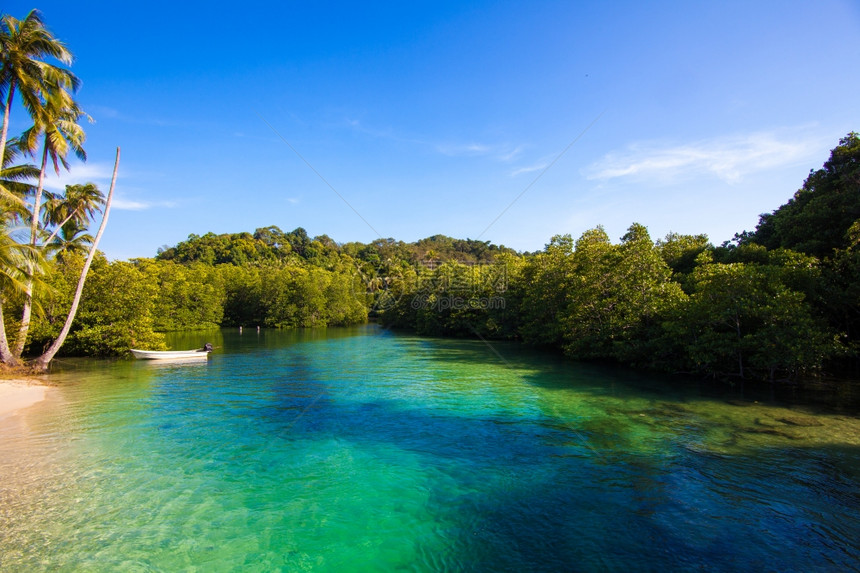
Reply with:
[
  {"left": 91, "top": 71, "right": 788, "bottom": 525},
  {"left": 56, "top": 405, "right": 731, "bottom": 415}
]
[{"left": 6, "top": 0, "right": 860, "bottom": 260}]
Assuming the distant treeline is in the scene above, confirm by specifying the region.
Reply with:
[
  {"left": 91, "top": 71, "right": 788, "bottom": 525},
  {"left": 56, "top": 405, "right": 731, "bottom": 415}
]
[{"left": 18, "top": 133, "right": 860, "bottom": 383}]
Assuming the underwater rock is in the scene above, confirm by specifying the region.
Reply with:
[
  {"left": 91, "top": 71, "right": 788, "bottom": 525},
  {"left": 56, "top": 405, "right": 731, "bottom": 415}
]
[
  {"left": 776, "top": 416, "right": 825, "bottom": 427},
  {"left": 657, "top": 402, "right": 690, "bottom": 414},
  {"left": 742, "top": 427, "right": 802, "bottom": 440}
]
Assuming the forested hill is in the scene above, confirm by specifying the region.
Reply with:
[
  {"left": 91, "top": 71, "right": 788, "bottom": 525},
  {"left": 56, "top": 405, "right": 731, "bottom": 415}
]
[
  {"left": 743, "top": 132, "right": 860, "bottom": 258},
  {"left": 156, "top": 227, "right": 516, "bottom": 267},
  {"left": 22, "top": 231, "right": 515, "bottom": 357}
]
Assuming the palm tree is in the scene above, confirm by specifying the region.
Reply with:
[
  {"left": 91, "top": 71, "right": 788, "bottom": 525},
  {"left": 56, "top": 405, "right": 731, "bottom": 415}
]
[
  {"left": 0, "top": 10, "right": 78, "bottom": 176},
  {"left": 33, "top": 147, "right": 119, "bottom": 372},
  {"left": 46, "top": 219, "right": 95, "bottom": 259},
  {"left": 0, "top": 223, "right": 43, "bottom": 364},
  {"left": 0, "top": 139, "right": 38, "bottom": 364},
  {"left": 0, "top": 225, "right": 26, "bottom": 363},
  {"left": 0, "top": 136, "right": 38, "bottom": 218},
  {"left": 41, "top": 182, "right": 103, "bottom": 244},
  {"left": 0, "top": 10, "right": 82, "bottom": 361},
  {"left": 0, "top": 226, "right": 30, "bottom": 291},
  {"left": 13, "top": 94, "right": 88, "bottom": 357},
  {"left": 21, "top": 95, "right": 88, "bottom": 243}
]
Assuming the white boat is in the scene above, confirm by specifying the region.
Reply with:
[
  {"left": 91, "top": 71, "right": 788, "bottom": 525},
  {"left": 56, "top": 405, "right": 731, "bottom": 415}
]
[{"left": 130, "top": 343, "right": 213, "bottom": 360}]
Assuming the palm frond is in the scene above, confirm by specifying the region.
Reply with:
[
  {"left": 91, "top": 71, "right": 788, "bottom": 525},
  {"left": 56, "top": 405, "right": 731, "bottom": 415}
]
[{"left": 0, "top": 223, "right": 46, "bottom": 296}]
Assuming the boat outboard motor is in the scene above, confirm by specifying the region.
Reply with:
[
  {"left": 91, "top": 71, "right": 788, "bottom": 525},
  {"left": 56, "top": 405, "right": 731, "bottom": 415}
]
[{"left": 203, "top": 342, "right": 213, "bottom": 352}]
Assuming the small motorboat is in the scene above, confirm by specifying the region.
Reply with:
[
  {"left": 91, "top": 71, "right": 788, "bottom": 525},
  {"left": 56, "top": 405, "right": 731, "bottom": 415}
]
[{"left": 130, "top": 343, "right": 213, "bottom": 360}]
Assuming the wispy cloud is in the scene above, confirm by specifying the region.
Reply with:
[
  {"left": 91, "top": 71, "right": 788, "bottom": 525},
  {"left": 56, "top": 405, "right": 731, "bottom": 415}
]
[
  {"left": 435, "top": 142, "right": 493, "bottom": 156},
  {"left": 112, "top": 197, "right": 178, "bottom": 211},
  {"left": 343, "top": 117, "right": 418, "bottom": 144},
  {"left": 509, "top": 159, "right": 549, "bottom": 177},
  {"left": 341, "top": 115, "right": 527, "bottom": 163},
  {"left": 586, "top": 130, "right": 826, "bottom": 184},
  {"left": 43, "top": 163, "right": 176, "bottom": 211},
  {"left": 112, "top": 198, "right": 149, "bottom": 210},
  {"left": 435, "top": 141, "right": 529, "bottom": 163},
  {"left": 499, "top": 145, "right": 525, "bottom": 162},
  {"left": 43, "top": 163, "right": 113, "bottom": 191},
  {"left": 337, "top": 114, "right": 517, "bottom": 159}
]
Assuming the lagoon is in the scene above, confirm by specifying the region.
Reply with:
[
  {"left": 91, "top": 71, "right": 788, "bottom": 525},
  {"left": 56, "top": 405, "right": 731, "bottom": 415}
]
[{"left": 2, "top": 325, "right": 859, "bottom": 571}]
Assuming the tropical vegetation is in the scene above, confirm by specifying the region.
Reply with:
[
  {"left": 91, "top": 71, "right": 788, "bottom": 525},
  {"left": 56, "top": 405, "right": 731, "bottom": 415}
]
[
  {"left": 378, "top": 133, "right": 860, "bottom": 383},
  {"left": 0, "top": 9, "right": 118, "bottom": 370},
  {"left": 1, "top": 10, "right": 857, "bottom": 387}
]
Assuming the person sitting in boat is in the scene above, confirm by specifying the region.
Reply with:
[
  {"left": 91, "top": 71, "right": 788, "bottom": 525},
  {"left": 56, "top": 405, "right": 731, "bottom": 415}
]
[{"left": 203, "top": 343, "right": 213, "bottom": 352}]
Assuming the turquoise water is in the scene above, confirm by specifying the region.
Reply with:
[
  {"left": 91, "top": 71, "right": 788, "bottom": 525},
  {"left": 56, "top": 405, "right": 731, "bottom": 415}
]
[{"left": 2, "top": 325, "right": 859, "bottom": 571}]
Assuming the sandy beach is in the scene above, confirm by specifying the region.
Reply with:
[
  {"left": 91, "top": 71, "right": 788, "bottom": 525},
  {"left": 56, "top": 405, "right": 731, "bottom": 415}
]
[{"left": 0, "top": 380, "right": 48, "bottom": 419}]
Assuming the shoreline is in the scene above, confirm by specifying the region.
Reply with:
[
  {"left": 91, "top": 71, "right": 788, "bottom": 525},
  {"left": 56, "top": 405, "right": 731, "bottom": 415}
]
[{"left": 0, "top": 380, "right": 49, "bottom": 419}]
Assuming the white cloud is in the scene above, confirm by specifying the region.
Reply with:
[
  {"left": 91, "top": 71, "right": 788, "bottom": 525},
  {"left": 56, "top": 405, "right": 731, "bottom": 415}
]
[
  {"left": 499, "top": 145, "right": 525, "bottom": 162},
  {"left": 435, "top": 142, "right": 493, "bottom": 156},
  {"left": 112, "top": 198, "right": 150, "bottom": 210},
  {"left": 112, "top": 197, "right": 177, "bottom": 211},
  {"left": 41, "top": 163, "right": 177, "bottom": 211},
  {"left": 339, "top": 116, "right": 528, "bottom": 164},
  {"left": 509, "top": 160, "right": 549, "bottom": 177},
  {"left": 435, "top": 141, "right": 529, "bottom": 164},
  {"left": 43, "top": 163, "right": 113, "bottom": 191},
  {"left": 340, "top": 115, "right": 530, "bottom": 165},
  {"left": 586, "top": 130, "right": 826, "bottom": 184},
  {"left": 343, "top": 117, "right": 402, "bottom": 141}
]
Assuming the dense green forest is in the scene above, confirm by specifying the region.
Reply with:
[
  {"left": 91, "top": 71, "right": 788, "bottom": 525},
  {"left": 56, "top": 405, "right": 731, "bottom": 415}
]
[
  {"left": 379, "top": 133, "right": 860, "bottom": 382},
  {"left": 10, "top": 132, "right": 857, "bottom": 384},
  {"left": 9, "top": 228, "right": 513, "bottom": 356}
]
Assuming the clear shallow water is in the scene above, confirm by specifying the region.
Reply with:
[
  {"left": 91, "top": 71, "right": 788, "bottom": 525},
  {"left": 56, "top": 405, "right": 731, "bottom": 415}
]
[{"left": 2, "top": 325, "right": 860, "bottom": 572}]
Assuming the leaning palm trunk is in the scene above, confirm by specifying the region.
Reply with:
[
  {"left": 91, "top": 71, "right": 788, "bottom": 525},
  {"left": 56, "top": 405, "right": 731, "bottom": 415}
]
[
  {"left": 13, "top": 142, "right": 50, "bottom": 357},
  {"left": 0, "top": 299, "right": 19, "bottom": 365},
  {"left": 0, "top": 232, "right": 35, "bottom": 366},
  {"left": 32, "top": 147, "right": 119, "bottom": 371},
  {"left": 42, "top": 208, "right": 82, "bottom": 246},
  {"left": 0, "top": 82, "right": 17, "bottom": 183},
  {"left": 0, "top": 235, "right": 38, "bottom": 366}
]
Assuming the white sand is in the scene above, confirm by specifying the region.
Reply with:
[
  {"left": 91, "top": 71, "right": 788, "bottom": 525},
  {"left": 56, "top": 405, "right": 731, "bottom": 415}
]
[{"left": 0, "top": 380, "right": 48, "bottom": 419}]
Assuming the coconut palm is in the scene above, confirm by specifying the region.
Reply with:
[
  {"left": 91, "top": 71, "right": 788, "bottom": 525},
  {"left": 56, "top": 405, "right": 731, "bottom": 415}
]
[
  {"left": 0, "top": 136, "right": 38, "bottom": 217},
  {"left": 0, "top": 138, "right": 38, "bottom": 364},
  {"left": 41, "top": 182, "right": 103, "bottom": 244},
  {"left": 32, "top": 147, "right": 119, "bottom": 372},
  {"left": 12, "top": 94, "right": 88, "bottom": 356},
  {"left": 0, "top": 226, "right": 29, "bottom": 290},
  {"left": 21, "top": 95, "right": 88, "bottom": 243},
  {"left": 46, "top": 219, "right": 94, "bottom": 259},
  {"left": 0, "top": 222, "right": 44, "bottom": 364},
  {"left": 0, "top": 10, "right": 78, "bottom": 175},
  {"left": 0, "top": 226, "right": 25, "bottom": 363},
  {"left": 0, "top": 10, "right": 82, "bottom": 359},
  {"left": 43, "top": 192, "right": 99, "bottom": 259}
]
